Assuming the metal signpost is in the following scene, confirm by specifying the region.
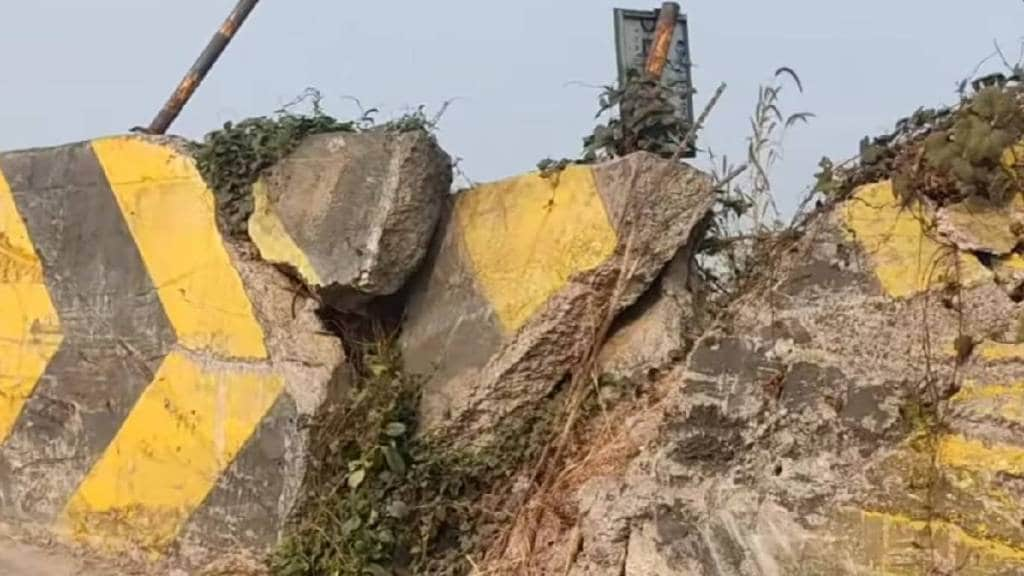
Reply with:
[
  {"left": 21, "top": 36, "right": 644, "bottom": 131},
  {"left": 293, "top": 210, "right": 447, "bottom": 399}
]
[
  {"left": 145, "top": 0, "right": 261, "bottom": 135},
  {"left": 614, "top": 3, "right": 696, "bottom": 157}
]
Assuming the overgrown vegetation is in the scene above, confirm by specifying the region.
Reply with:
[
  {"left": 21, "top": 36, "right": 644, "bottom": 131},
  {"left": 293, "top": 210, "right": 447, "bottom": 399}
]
[
  {"left": 695, "top": 69, "right": 812, "bottom": 300},
  {"left": 190, "top": 91, "right": 360, "bottom": 237},
  {"left": 894, "top": 84, "right": 1024, "bottom": 207},
  {"left": 537, "top": 67, "right": 695, "bottom": 175},
  {"left": 272, "top": 338, "right": 558, "bottom": 576},
  {"left": 582, "top": 69, "right": 693, "bottom": 161},
  {"left": 809, "top": 46, "right": 1024, "bottom": 213}
]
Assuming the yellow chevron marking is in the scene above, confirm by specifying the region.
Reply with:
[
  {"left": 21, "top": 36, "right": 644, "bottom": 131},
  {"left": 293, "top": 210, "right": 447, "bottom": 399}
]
[
  {"left": 91, "top": 137, "right": 266, "bottom": 359},
  {"left": 62, "top": 351, "right": 283, "bottom": 552},
  {"left": 456, "top": 166, "right": 617, "bottom": 333},
  {"left": 846, "top": 510, "right": 1024, "bottom": 574},
  {"left": 939, "top": 435, "right": 1024, "bottom": 476},
  {"left": 0, "top": 169, "right": 62, "bottom": 443},
  {"left": 248, "top": 179, "right": 322, "bottom": 286},
  {"left": 842, "top": 181, "right": 990, "bottom": 298},
  {"left": 952, "top": 381, "right": 1024, "bottom": 425}
]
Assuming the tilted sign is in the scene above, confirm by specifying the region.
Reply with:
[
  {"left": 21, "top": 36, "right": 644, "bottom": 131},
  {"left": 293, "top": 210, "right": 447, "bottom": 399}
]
[{"left": 614, "top": 7, "right": 696, "bottom": 157}]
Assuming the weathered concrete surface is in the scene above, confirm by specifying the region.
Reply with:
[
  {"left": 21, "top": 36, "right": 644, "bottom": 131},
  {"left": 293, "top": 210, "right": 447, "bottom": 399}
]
[
  {"left": 0, "top": 136, "right": 344, "bottom": 571},
  {"left": 506, "top": 178, "right": 1024, "bottom": 575},
  {"left": 248, "top": 130, "right": 452, "bottom": 299},
  {"left": 0, "top": 541, "right": 107, "bottom": 576},
  {"left": 400, "top": 154, "right": 714, "bottom": 439},
  {"left": 0, "top": 523, "right": 143, "bottom": 576}
]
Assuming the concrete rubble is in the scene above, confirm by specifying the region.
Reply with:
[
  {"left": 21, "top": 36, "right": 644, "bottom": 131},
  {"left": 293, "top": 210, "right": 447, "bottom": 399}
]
[{"left": 596, "top": 243, "right": 707, "bottom": 385}]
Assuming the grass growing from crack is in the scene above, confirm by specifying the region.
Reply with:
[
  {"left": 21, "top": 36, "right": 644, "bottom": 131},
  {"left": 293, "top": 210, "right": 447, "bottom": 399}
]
[
  {"left": 271, "top": 338, "right": 559, "bottom": 576},
  {"left": 696, "top": 68, "right": 811, "bottom": 307}
]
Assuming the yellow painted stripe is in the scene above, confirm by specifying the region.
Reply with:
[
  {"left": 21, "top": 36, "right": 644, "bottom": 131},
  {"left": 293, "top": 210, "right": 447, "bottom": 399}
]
[
  {"left": 941, "top": 338, "right": 1024, "bottom": 363},
  {"left": 855, "top": 510, "right": 1024, "bottom": 566},
  {"left": 248, "top": 180, "right": 322, "bottom": 286},
  {"left": 61, "top": 351, "right": 283, "bottom": 552},
  {"left": 0, "top": 168, "right": 62, "bottom": 442},
  {"left": 91, "top": 137, "right": 266, "bottom": 359},
  {"left": 842, "top": 181, "right": 990, "bottom": 298},
  {"left": 939, "top": 435, "right": 1024, "bottom": 476},
  {"left": 952, "top": 381, "right": 1024, "bottom": 425},
  {"left": 1001, "top": 143, "right": 1024, "bottom": 176},
  {"left": 976, "top": 341, "right": 1024, "bottom": 362},
  {"left": 995, "top": 252, "right": 1024, "bottom": 273},
  {"left": 456, "top": 166, "right": 617, "bottom": 332}
]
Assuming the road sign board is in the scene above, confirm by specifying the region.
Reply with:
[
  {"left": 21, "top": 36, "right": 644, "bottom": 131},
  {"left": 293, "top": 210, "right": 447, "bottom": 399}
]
[{"left": 614, "top": 7, "right": 695, "bottom": 156}]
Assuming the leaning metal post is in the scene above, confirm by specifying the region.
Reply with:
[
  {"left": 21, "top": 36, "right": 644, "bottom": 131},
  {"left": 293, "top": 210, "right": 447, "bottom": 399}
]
[
  {"left": 644, "top": 2, "right": 680, "bottom": 80},
  {"left": 146, "top": 0, "right": 261, "bottom": 135}
]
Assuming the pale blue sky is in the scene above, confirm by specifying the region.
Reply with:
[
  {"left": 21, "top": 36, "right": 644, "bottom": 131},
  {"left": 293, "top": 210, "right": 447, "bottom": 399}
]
[{"left": 1, "top": 1, "right": 1021, "bottom": 211}]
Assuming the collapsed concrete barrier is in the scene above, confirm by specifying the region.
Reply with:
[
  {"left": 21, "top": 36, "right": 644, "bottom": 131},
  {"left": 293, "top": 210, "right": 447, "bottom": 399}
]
[
  {"left": 0, "top": 135, "right": 345, "bottom": 570},
  {"left": 399, "top": 153, "right": 714, "bottom": 439},
  {"left": 0, "top": 130, "right": 718, "bottom": 571},
  {"left": 547, "top": 178, "right": 1024, "bottom": 575},
  {"left": 26, "top": 121, "right": 1024, "bottom": 575}
]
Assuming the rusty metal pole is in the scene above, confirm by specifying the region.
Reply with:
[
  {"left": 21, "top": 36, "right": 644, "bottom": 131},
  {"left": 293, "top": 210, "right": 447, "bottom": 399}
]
[
  {"left": 146, "top": 0, "right": 261, "bottom": 135},
  {"left": 644, "top": 2, "right": 680, "bottom": 80}
]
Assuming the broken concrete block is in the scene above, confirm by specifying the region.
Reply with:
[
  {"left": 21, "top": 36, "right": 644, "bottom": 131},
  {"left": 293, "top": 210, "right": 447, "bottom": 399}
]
[
  {"left": 842, "top": 181, "right": 991, "bottom": 298},
  {"left": 0, "top": 136, "right": 345, "bottom": 572},
  {"left": 399, "top": 153, "right": 714, "bottom": 439},
  {"left": 596, "top": 245, "right": 705, "bottom": 383},
  {"left": 248, "top": 129, "right": 452, "bottom": 298},
  {"left": 937, "top": 194, "right": 1024, "bottom": 254}
]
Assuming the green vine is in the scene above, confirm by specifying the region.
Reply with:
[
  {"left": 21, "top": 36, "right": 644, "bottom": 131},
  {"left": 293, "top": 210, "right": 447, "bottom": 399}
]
[
  {"left": 583, "top": 69, "right": 692, "bottom": 162},
  {"left": 188, "top": 92, "right": 447, "bottom": 239},
  {"left": 189, "top": 107, "right": 358, "bottom": 238},
  {"left": 843, "top": 84, "right": 1024, "bottom": 208},
  {"left": 271, "top": 339, "right": 557, "bottom": 576}
]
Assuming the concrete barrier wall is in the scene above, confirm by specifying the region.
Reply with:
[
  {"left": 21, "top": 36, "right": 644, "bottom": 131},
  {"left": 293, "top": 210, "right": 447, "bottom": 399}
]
[
  {"left": 24, "top": 128, "right": 1024, "bottom": 574},
  {"left": 0, "top": 136, "right": 341, "bottom": 567},
  {"left": 0, "top": 132, "right": 719, "bottom": 570}
]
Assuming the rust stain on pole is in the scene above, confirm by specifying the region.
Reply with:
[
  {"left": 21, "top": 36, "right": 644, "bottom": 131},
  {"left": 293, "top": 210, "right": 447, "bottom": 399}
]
[
  {"left": 644, "top": 2, "right": 680, "bottom": 80},
  {"left": 146, "top": 0, "right": 261, "bottom": 135}
]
